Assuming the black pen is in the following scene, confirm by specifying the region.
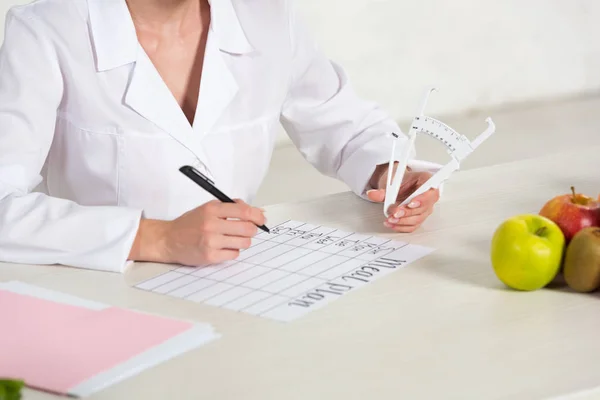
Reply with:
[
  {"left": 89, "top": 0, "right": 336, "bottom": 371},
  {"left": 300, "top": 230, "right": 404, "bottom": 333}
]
[{"left": 179, "top": 165, "right": 270, "bottom": 233}]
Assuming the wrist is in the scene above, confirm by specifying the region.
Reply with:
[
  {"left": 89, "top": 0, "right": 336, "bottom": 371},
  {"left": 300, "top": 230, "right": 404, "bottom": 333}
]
[{"left": 128, "top": 218, "right": 171, "bottom": 263}]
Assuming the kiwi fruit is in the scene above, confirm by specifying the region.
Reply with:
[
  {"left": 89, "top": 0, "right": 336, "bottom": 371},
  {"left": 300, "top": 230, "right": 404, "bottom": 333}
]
[{"left": 563, "top": 226, "right": 600, "bottom": 293}]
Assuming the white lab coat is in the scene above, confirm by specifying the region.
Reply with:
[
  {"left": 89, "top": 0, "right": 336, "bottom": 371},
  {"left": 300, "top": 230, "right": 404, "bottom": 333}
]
[{"left": 0, "top": 0, "right": 439, "bottom": 272}]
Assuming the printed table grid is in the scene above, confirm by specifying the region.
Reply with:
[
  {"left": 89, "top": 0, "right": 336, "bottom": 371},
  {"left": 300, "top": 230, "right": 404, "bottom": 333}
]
[{"left": 134, "top": 220, "right": 433, "bottom": 322}]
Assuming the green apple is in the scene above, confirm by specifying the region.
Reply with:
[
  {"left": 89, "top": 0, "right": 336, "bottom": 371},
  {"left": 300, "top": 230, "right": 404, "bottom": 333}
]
[{"left": 491, "top": 214, "right": 565, "bottom": 291}]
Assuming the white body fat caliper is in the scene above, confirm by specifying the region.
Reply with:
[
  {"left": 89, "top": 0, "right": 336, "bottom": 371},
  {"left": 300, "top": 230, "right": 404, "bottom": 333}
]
[{"left": 384, "top": 87, "right": 496, "bottom": 217}]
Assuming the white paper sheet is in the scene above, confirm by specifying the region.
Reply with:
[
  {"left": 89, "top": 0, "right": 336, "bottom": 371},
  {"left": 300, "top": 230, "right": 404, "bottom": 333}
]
[{"left": 135, "top": 220, "right": 435, "bottom": 322}]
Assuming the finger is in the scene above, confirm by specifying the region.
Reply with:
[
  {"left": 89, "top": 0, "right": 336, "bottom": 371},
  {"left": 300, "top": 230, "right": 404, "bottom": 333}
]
[
  {"left": 384, "top": 210, "right": 432, "bottom": 233},
  {"left": 389, "top": 188, "right": 439, "bottom": 219},
  {"left": 214, "top": 219, "right": 258, "bottom": 238},
  {"left": 366, "top": 189, "right": 386, "bottom": 202},
  {"left": 405, "top": 188, "right": 440, "bottom": 212},
  {"left": 209, "top": 200, "right": 266, "bottom": 226},
  {"left": 234, "top": 198, "right": 265, "bottom": 211},
  {"left": 386, "top": 210, "right": 431, "bottom": 228},
  {"left": 214, "top": 234, "right": 253, "bottom": 250}
]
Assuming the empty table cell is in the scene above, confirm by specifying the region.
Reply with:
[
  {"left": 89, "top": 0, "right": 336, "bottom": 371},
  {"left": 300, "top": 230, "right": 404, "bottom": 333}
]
[
  {"left": 169, "top": 278, "right": 215, "bottom": 299},
  {"left": 207, "top": 262, "right": 255, "bottom": 281},
  {"left": 203, "top": 286, "right": 254, "bottom": 307},
  {"left": 263, "top": 247, "right": 313, "bottom": 268},
  {"left": 243, "top": 243, "right": 295, "bottom": 265},
  {"left": 136, "top": 271, "right": 184, "bottom": 291},
  {"left": 251, "top": 237, "right": 264, "bottom": 246},
  {"left": 221, "top": 291, "right": 272, "bottom": 311},
  {"left": 242, "top": 270, "right": 290, "bottom": 290},
  {"left": 261, "top": 273, "right": 308, "bottom": 293},
  {"left": 297, "top": 254, "right": 348, "bottom": 276},
  {"left": 187, "top": 282, "right": 235, "bottom": 303},
  {"left": 191, "top": 265, "right": 226, "bottom": 278},
  {"left": 151, "top": 274, "right": 200, "bottom": 294},
  {"left": 280, "top": 277, "right": 325, "bottom": 298},
  {"left": 236, "top": 241, "right": 279, "bottom": 260},
  {"left": 224, "top": 266, "right": 271, "bottom": 285},
  {"left": 279, "top": 251, "right": 333, "bottom": 273},
  {"left": 242, "top": 294, "right": 290, "bottom": 316}
]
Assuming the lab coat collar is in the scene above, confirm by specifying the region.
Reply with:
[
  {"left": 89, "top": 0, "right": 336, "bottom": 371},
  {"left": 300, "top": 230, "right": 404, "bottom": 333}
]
[
  {"left": 209, "top": 0, "right": 254, "bottom": 54},
  {"left": 87, "top": 0, "right": 138, "bottom": 72},
  {"left": 87, "top": 0, "right": 254, "bottom": 72}
]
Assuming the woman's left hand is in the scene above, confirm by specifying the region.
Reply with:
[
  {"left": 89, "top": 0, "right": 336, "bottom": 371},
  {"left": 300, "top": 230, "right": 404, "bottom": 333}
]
[{"left": 367, "top": 165, "right": 440, "bottom": 233}]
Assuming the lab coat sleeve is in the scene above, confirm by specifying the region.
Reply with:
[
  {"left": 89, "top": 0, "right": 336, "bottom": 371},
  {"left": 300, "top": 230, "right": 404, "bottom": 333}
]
[
  {"left": 0, "top": 9, "right": 142, "bottom": 272},
  {"left": 279, "top": 1, "right": 441, "bottom": 199}
]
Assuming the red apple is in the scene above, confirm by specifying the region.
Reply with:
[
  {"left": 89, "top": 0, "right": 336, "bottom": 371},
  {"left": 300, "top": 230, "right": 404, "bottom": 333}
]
[{"left": 539, "top": 187, "right": 600, "bottom": 242}]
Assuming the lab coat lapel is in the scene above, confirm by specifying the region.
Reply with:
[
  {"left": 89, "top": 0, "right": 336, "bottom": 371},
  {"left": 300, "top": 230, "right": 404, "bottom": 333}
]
[
  {"left": 87, "top": 0, "right": 137, "bottom": 72},
  {"left": 193, "top": 0, "right": 255, "bottom": 135},
  {"left": 88, "top": 0, "right": 203, "bottom": 161},
  {"left": 87, "top": 0, "right": 254, "bottom": 170},
  {"left": 192, "top": 30, "right": 238, "bottom": 136},
  {"left": 124, "top": 54, "right": 216, "bottom": 174},
  {"left": 124, "top": 50, "right": 195, "bottom": 146}
]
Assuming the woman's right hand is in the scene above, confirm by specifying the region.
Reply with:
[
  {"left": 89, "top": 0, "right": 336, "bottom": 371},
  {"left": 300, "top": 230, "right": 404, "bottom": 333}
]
[{"left": 129, "top": 199, "right": 266, "bottom": 267}]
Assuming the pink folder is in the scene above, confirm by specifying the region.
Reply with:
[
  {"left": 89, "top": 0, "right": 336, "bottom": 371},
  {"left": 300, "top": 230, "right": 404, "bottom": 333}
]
[{"left": 0, "top": 281, "right": 219, "bottom": 397}]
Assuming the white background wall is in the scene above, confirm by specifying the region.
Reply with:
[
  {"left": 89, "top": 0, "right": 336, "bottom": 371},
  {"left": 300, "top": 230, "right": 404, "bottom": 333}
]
[
  {"left": 1, "top": 0, "right": 599, "bottom": 142},
  {"left": 296, "top": 0, "right": 600, "bottom": 118}
]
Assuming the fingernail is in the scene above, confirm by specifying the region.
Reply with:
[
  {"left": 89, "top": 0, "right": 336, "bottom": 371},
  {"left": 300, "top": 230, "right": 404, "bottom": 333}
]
[
  {"left": 388, "top": 218, "right": 399, "bottom": 224},
  {"left": 366, "top": 189, "right": 377, "bottom": 196},
  {"left": 394, "top": 209, "right": 405, "bottom": 218},
  {"left": 384, "top": 221, "right": 392, "bottom": 228},
  {"left": 408, "top": 201, "right": 420, "bottom": 209}
]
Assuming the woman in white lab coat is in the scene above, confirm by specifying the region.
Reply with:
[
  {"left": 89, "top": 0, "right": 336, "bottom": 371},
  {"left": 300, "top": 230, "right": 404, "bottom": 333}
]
[{"left": 0, "top": 0, "right": 440, "bottom": 272}]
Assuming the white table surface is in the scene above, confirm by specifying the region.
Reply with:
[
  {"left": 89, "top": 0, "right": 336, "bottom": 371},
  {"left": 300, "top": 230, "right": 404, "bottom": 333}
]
[{"left": 4, "top": 145, "right": 600, "bottom": 400}]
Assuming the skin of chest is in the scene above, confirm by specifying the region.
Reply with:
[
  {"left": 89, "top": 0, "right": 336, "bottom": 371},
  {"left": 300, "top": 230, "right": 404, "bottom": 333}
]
[{"left": 131, "top": 1, "right": 210, "bottom": 126}]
